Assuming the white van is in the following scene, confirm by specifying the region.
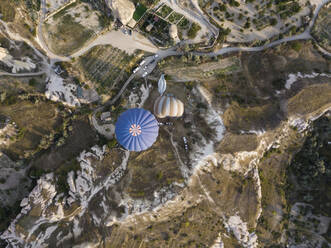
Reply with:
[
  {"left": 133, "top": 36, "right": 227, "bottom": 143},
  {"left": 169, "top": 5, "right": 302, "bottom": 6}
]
[{"left": 139, "top": 60, "right": 146, "bottom": 66}]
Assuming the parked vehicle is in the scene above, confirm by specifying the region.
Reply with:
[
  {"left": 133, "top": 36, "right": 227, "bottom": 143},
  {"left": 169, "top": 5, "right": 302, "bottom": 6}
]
[
  {"left": 142, "top": 71, "right": 148, "bottom": 77},
  {"left": 133, "top": 67, "right": 139, "bottom": 73},
  {"left": 139, "top": 60, "right": 146, "bottom": 66},
  {"left": 183, "top": 137, "right": 188, "bottom": 151}
]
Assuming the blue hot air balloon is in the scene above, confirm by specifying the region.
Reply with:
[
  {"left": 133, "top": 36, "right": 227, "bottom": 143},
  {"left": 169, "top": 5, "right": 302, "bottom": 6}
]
[{"left": 115, "top": 108, "right": 159, "bottom": 151}]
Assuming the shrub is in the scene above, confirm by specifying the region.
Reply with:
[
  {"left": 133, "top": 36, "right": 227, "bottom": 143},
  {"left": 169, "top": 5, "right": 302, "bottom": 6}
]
[
  {"left": 219, "top": 4, "right": 227, "bottom": 11},
  {"left": 244, "top": 21, "right": 251, "bottom": 29},
  {"left": 107, "top": 138, "right": 117, "bottom": 148},
  {"left": 187, "top": 23, "right": 201, "bottom": 39},
  {"left": 270, "top": 18, "right": 278, "bottom": 26},
  {"left": 29, "top": 78, "right": 37, "bottom": 86},
  {"left": 291, "top": 41, "right": 302, "bottom": 52}
]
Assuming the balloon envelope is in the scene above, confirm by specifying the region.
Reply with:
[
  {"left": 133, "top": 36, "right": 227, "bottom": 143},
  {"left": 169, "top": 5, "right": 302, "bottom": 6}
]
[
  {"left": 154, "top": 95, "right": 184, "bottom": 118},
  {"left": 115, "top": 108, "right": 159, "bottom": 151},
  {"left": 158, "top": 74, "right": 166, "bottom": 95}
]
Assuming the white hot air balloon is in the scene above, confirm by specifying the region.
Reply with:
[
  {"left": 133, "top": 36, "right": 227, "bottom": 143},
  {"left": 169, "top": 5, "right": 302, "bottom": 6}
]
[
  {"left": 154, "top": 94, "right": 184, "bottom": 118},
  {"left": 158, "top": 74, "right": 166, "bottom": 95}
]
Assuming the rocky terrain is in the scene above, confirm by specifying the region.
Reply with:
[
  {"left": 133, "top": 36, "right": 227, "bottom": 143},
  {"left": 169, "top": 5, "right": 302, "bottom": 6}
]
[
  {"left": 0, "top": 0, "right": 330, "bottom": 247},
  {"left": 0, "top": 38, "right": 329, "bottom": 247}
]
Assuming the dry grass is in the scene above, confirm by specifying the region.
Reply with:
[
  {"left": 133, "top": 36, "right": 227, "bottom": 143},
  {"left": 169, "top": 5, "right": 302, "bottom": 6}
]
[
  {"left": 223, "top": 102, "right": 282, "bottom": 132},
  {"left": 126, "top": 128, "right": 183, "bottom": 198},
  {"left": 288, "top": 84, "right": 331, "bottom": 116},
  {"left": 0, "top": 101, "right": 62, "bottom": 159},
  {"left": 217, "top": 133, "right": 258, "bottom": 153},
  {"left": 0, "top": 0, "right": 16, "bottom": 22},
  {"left": 43, "top": 14, "right": 94, "bottom": 56}
]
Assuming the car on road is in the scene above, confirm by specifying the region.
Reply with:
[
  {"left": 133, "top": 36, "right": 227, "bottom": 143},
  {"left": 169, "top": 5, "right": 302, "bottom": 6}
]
[
  {"left": 150, "top": 59, "right": 155, "bottom": 64},
  {"left": 142, "top": 71, "right": 148, "bottom": 77},
  {"left": 139, "top": 60, "right": 146, "bottom": 66},
  {"left": 133, "top": 67, "right": 139, "bottom": 73},
  {"left": 183, "top": 137, "right": 188, "bottom": 151},
  {"left": 154, "top": 54, "right": 159, "bottom": 58}
]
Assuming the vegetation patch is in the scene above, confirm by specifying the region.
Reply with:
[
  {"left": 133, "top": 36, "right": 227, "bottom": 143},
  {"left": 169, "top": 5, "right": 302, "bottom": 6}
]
[
  {"left": 133, "top": 4, "right": 147, "bottom": 21},
  {"left": 287, "top": 116, "right": 331, "bottom": 216},
  {"left": 157, "top": 4, "right": 172, "bottom": 18},
  {"left": 187, "top": 23, "right": 201, "bottom": 39}
]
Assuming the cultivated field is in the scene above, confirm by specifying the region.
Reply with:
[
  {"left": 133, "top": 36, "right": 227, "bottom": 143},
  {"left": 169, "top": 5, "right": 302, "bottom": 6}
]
[{"left": 75, "top": 45, "right": 139, "bottom": 95}]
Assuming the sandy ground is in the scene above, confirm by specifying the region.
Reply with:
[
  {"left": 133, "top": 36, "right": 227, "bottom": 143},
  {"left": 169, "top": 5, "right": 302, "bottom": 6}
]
[
  {"left": 71, "top": 30, "right": 158, "bottom": 56},
  {"left": 64, "top": 3, "right": 100, "bottom": 31}
]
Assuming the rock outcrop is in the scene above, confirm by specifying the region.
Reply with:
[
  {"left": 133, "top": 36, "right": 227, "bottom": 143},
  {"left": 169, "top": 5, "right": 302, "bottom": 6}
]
[{"left": 106, "top": 0, "right": 135, "bottom": 25}]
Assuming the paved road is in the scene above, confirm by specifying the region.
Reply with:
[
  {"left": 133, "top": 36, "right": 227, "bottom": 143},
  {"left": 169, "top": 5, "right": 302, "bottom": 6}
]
[
  {"left": 0, "top": 71, "right": 45, "bottom": 77},
  {"left": 203, "top": 31, "right": 312, "bottom": 56},
  {"left": 37, "top": 0, "right": 70, "bottom": 61}
]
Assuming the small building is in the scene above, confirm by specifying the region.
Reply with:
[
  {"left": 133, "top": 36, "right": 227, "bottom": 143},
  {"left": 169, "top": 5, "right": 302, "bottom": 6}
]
[{"left": 146, "top": 23, "right": 154, "bottom": 32}]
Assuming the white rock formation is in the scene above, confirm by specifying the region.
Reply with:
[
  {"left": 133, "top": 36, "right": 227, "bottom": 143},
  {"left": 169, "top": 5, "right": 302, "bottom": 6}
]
[
  {"left": 106, "top": 0, "right": 135, "bottom": 25},
  {"left": 224, "top": 215, "right": 258, "bottom": 248},
  {"left": 285, "top": 71, "right": 331, "bottom": 90},
  {"left": 0, "top": 47, "right": 36, "bottom": 73},
  {"left": 45, "top": 72, "right": 81, "bottom": 107}
]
